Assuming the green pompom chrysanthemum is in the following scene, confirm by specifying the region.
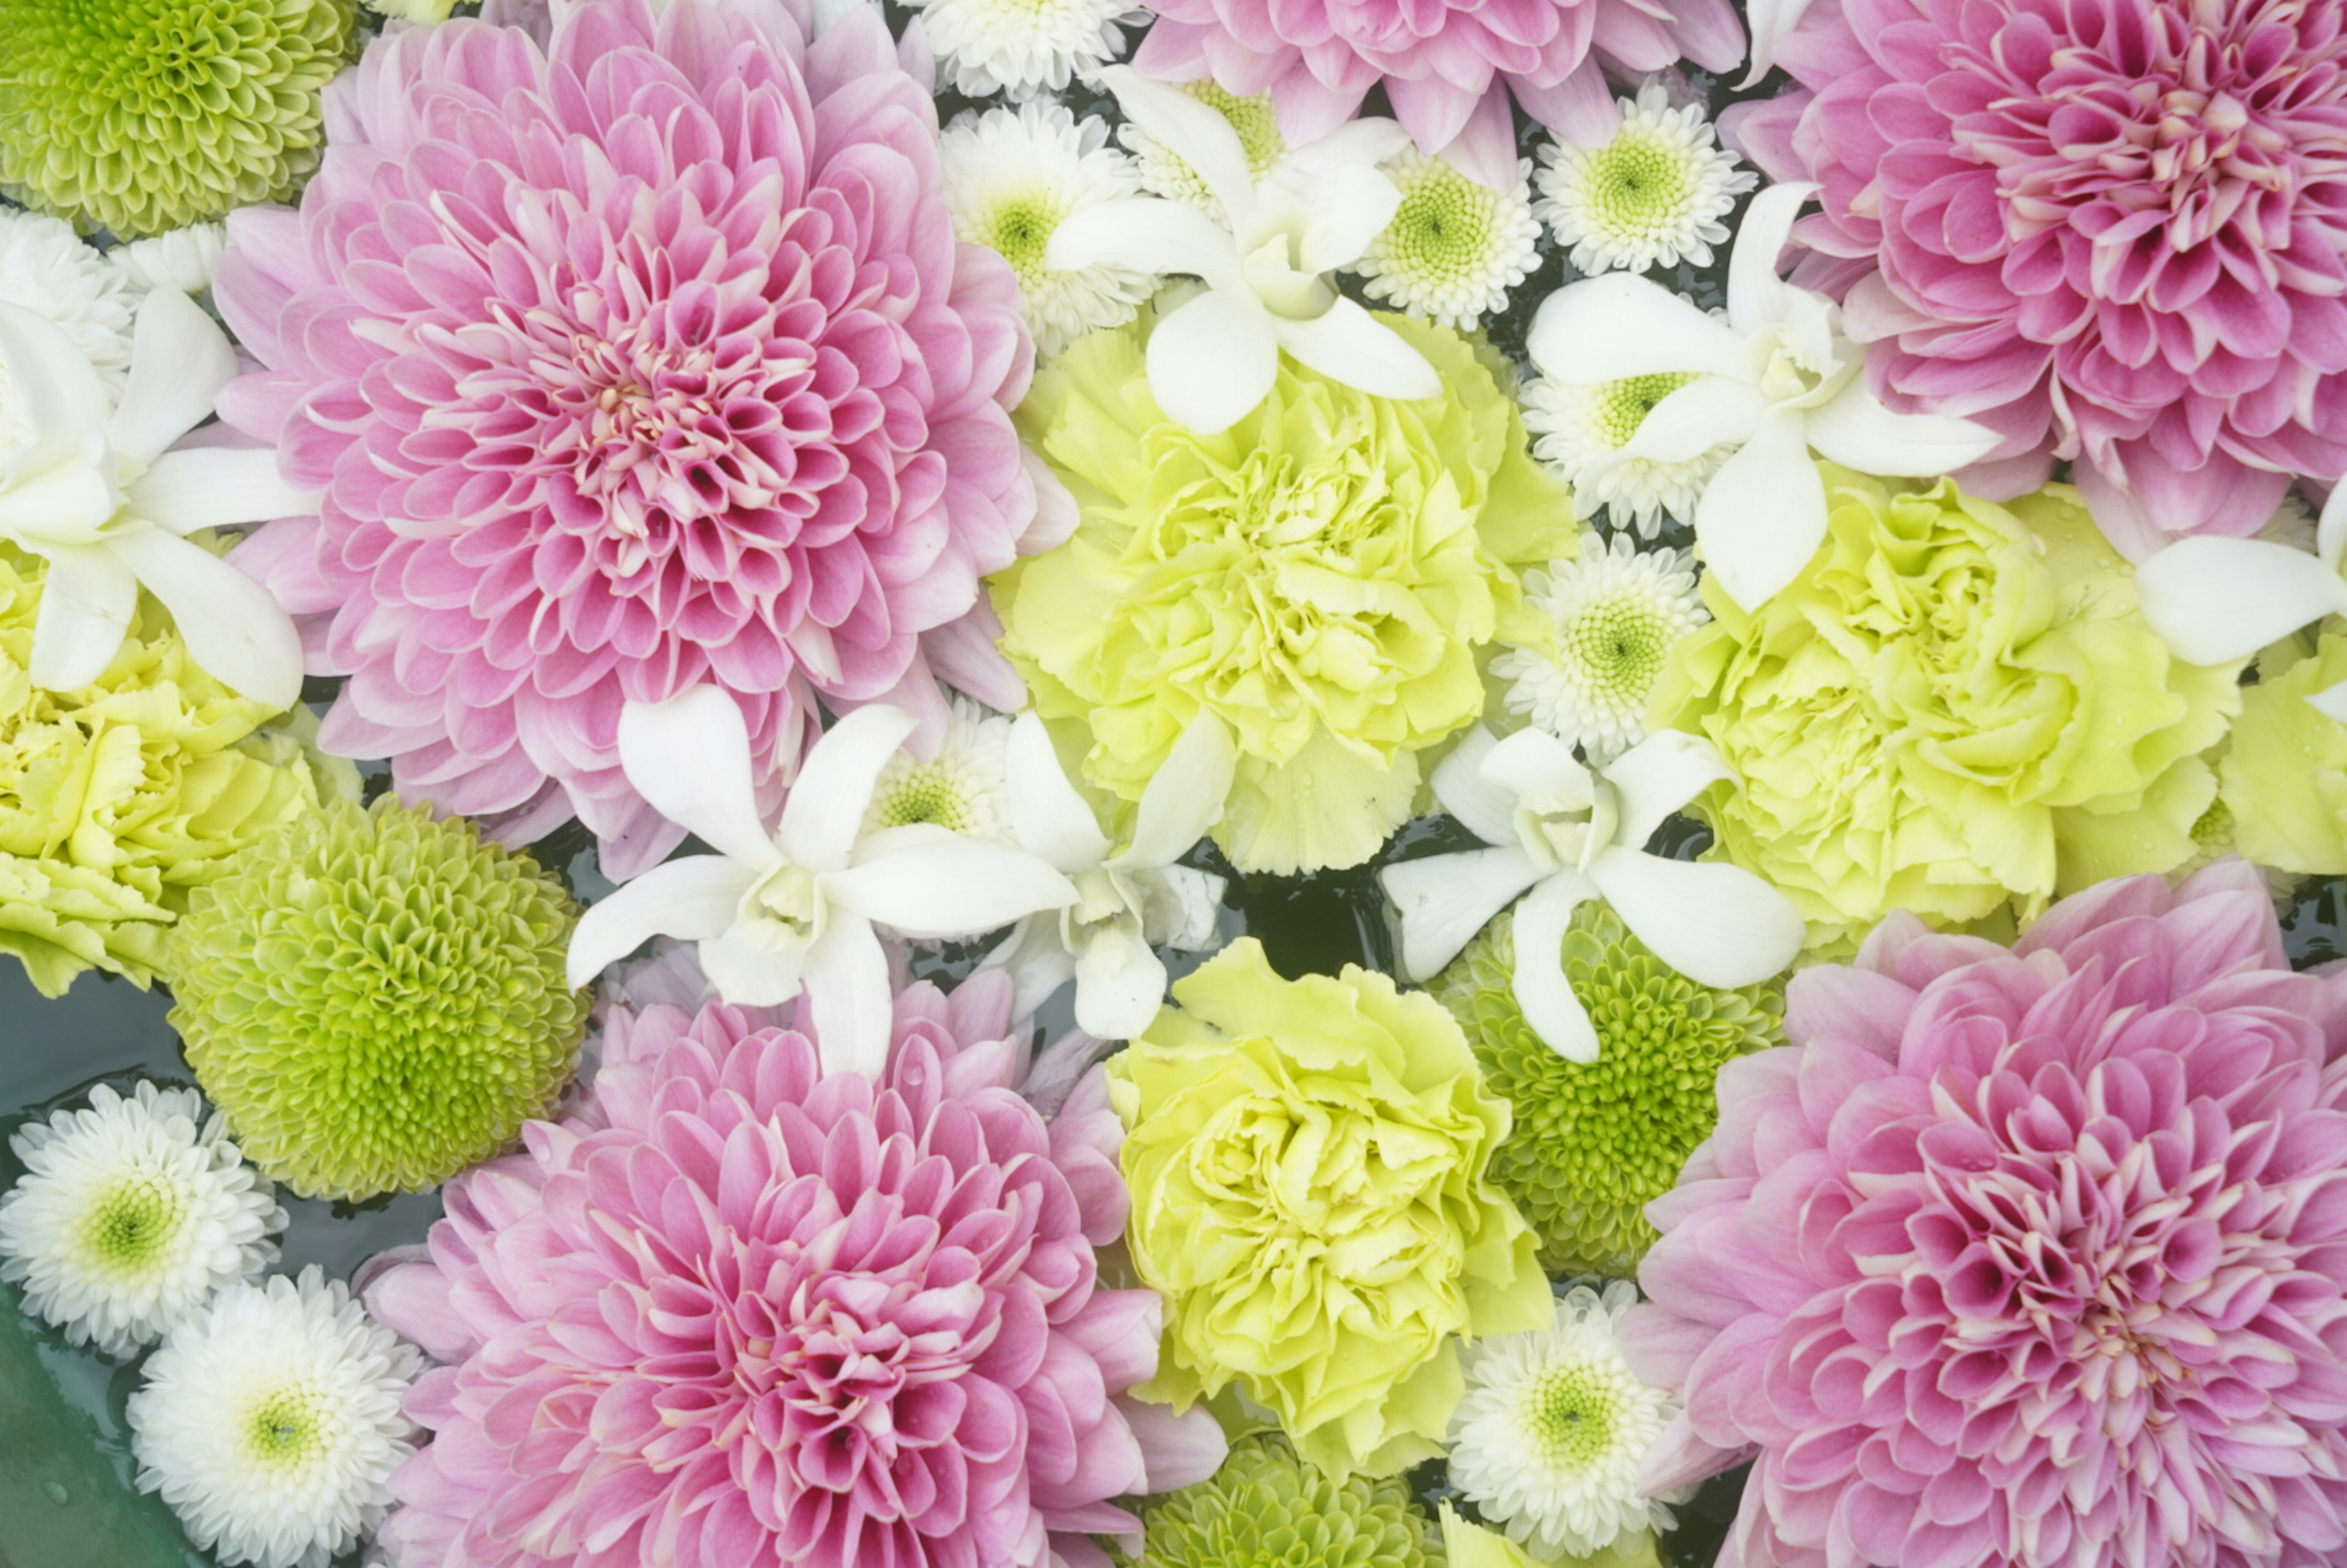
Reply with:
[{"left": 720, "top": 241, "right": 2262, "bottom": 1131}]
[
  {"left": 168, "top": 798, "right": 589, "bottom": 1201},
  {"left": 1124, "top": 1434, "right": 1446, "bottom": 1568},
  {"left": 0, "top": 0, "right": 357, "bottom": 238},
  {"left": 1436, "top": 904, "right": 1783, "bottom": 1277}
]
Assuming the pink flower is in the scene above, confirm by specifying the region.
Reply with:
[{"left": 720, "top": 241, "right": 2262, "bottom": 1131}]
[
  {"left": 212, "top": 0, "right": 1039, "bottom": 876},
  {"left": 1724, "top": 0, "right": 2347, "bottom": 557},
  {"left": 1626, "top": 860, "right": 2347, "bottom": 1568},
  {"left": 1129, "top": 0, "right": 1744, "bottom": 186},
  {"left": 362, "top": 969, "right": 1223, "bottom": 1568}
]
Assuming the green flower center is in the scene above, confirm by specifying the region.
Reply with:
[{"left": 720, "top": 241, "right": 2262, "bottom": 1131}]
[
  {"left": 980, "top": 192, "right": 1063, "bottom": 284},
  {"left": 1524, "top": 1359, "right": 1623, "bottom": 1470},
  {"left": 870, "top": 761, "right": 985, "bottom": 833},
  {"left": 1192, "top": 83, "right": 1284, "bottom": 175},
  {"left": 2192, "top": 797, "right": 2232, "bottom": 849},
  {"left": 1594, "top": 374, "right": 1694, "bottom": 448},
  {"left": 78, "top": 1177, "right": 182, "bottom": 1275},
  {"left": 241, "top": 1387, "right": 326, "bottom": 1470},
  {"left": 1584, "top": 131, "right": 1694, "bottom": 238},
  {"left": 1384, "top": 166, "right": 1493, "bottom": 282},
  {"left": 1565, "top": 596, "right": 1670, "bottom": 701}
]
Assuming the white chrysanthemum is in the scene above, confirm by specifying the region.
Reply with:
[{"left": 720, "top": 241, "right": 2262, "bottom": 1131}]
[
  {"left": 0, "top": 1082, "right": 285, "bottom": 1357},
  {"left": 1355, "top": 150, "right": 1542, "bottom": 329},
  {"left": 1449, "top": 1282, "right": 1689, "bottom": 1563},
  {"left": 941, "top": 102, "right": 1156, "bottom": 357},
  {"left": 0, "top": 208, "right": 136, "bottom": 450},
  {"left": 904, "top": 0, "right": 1147, "bottom": 100},
  {"left": 1493, "top": 531, "right": 1708, "bottom": 762},
  {"left": 109, "top": 222, "right": 230, "bottom": 296},
  {"left": 130, "top": 1267, "right": 421, "bottom": 1568},
  {"left": 863, "top": 694, "right": 1015, "bottom": 842},
  {"left": 1535, "top": 81, "right": 1757, "bottom": 274},
  {"left": 1521, "top": 370, "right": 1732, "bottom": 538},
  {"left": 1120, "top": 81, "right": 1286, "bottom": 224}
]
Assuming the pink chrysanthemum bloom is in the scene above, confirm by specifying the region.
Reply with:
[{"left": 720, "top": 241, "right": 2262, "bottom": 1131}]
[
  {"left": 1625, "top": 859, "right": 2347, "bottom": 1568},
  {"left": 361, "top": 968, "right": 1222, "bottom": 1568},
  {"left": 1129, "top": 0, "right": 1743, "bottom": 186},
  {"left": 1725, "top": 0, "right": 2347, "bottom": 557},
  {"left": 213, "top": 0, "right": 1041, "bottom": 875}
]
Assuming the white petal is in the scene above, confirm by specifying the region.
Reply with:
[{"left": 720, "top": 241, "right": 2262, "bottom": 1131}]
[
  {"left": 1606, "top": 376, "right": 1765, "bottom": 468},
  {"left": 26, "top": 543, "right": 137, "bottom": 692},
  {"left": 125, "top": 447, "right": 319, "bottom": 534},
  {"left": 1071, "top": 924, "right": 1168, "bottom": 1041},
  {"left": 1046, "top": 198, "right": 1242, "bottom": 289},
  {"left": 1589, "top": 847, "right": 1804, "bottom": 989},
  {"left": 1607, "top": 731, "right": 1733, "bottom": 851},
  {"left": 105, "top": 529, "right": 304, "bottom": 708},
  {"left": 2133, "top": 535, "right": 2347, "bottom": 666},
  {"left": 1379, "top": 845, "right": 1544, "bottom": 981},
  {"left": 108, "top": 290, "right": 239, "bottom": 464},
  {"left": 803, "top": 910, "right": 895, "bottom": 1080},
  {"left": 565, "top": 855, "right": 758, "bottom": 988},
  {"left": 1147, "top": 286, "right": 1280, "bottom": 435},
  {"left": 1298, "top": 164, "right": 1403, "bottom": 274},
  {"left": 0, "top": 452, "right": 116, "bottom": 539},
  {"left": 1805, "top": 381, "right": 2002, "bottom": 477},
  {"left": 1742, "top": 0, "right": 1819, "bottom": 84},
  {"left": 0, "top": 302, "right": 111, "bottom": 474},
  {"left": 980, "top": 914, "right": 1080, "bottom": 1022},
  {"left": 1116, "top": 711, "right": 1235, "bottom": 870},
  {"left": 1429, "top": 726, "right": 1518, "bottom": 848},
  {"left": 1137, "top": 863, "right": 1227, "bottom": 950},
  {"left": 617, "top": 687, "right": 785, "bottom": 870},
  {"left": 1526, "top": 273, "right": 1751, "bottom": 385},
  {"left": 1284, "top": 116, "right": 1413, "bottom": 178},
  {"left": 699, "top": 918, "right": 816, "bottom": 1009},
  {"left": 1510, "top": 870, "right": 1603, "bottom": 1063},
  {"left": 1005, "top": 711, "right": 1114, "bottom": 873},
  {"left": 1098, "top": 65, "right": 1257, "bottom": 225},
  {"left": 1693, "top": 406, "right": 1827, "bottom": 612},
  {"left": 1273, "top": 298, "right": 1442, "bottom": 401},
  {"left": 776, "top": 703, "right": 920, "bottom": 871},
  {"left": 825, "top": 832, "right": 1077, "bottom": 939},
  {"left": 1726, "top": 182, "right": 1818, "bottom": 334},
  {"left": 2321, "top": 482, "right": 2347, "bottom": 575},
  {"left": 2309, "top": 678, "right": 2347, "bottom": 724},
  {"left": 1482, "top": 727, "right": 1595, "bottom": 811}
]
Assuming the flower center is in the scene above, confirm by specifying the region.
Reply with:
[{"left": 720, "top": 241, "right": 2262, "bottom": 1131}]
[
  {"left": 241, "top": 1387, "right": 326, "bottom": 1470},
  {"left": 1565, "top": 596, "right": 1670, "bottom": 700},
  {"left": 1593, "top": 374, "right": 1695, "bottom": 449},
  {"left": 1385, "top": 167, "right": 1494, "bottom": 282},
  {"left": 1063, "top": 866, "right": 1142, "bottom": 954},
  {"left": 979, "top": 191, "right": 1063, "bottom": 284},
  {"left": 78, "top": 1176, "right": 183, "bottom": 1276},
  {"left": 867, "top": 758, "right": 988, "bottom": 835},
  {"left": 745, "top": 860, "right": 823, "bottom": 930},
  {"left": 1523, "top": 1358, "right": 1625, "bottom": 1470},
  {"left": 1585, "top": 132, "right": 1694, "bottom": 240},
  {"left": 1196, "top": 84, "right": 1284, "bottom": 175},
  {"left": 1521, "top": 779, "right": 1620, "bottom": 873}
]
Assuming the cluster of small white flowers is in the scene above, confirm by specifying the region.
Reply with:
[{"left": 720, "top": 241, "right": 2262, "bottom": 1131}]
[
  {"left": 1537, "top": 82, "right": 1757, "bottom": 275},
  {"left": 1355, "top": 151, "right": 1543, "bottom": 329}
]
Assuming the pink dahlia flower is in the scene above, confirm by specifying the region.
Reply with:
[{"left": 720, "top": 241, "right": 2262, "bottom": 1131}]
[
  {"left": 1130, "top": 0, "right": 1744, "bottom": 185},
  {"left": 362, "top": 969, "right": 1223, "bottom": 1568},
  {"left": 1725, "top": 0, "right": 2347, "bottom": 557},
  {"left": 213, "top": 0, "right": 1040, "bottom": 874},
  {"left": 1626, "top": 860, "right": 2347, "bottom": 1568}
]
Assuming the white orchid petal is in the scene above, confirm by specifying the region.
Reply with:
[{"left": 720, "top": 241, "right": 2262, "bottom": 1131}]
[
  {"left": 0, "top": 302, "right": 112, "bottom": 473},
  {"left": 1098, "top": 65, "right": 1257, "bottom": 225},
  {"left": 1609, "top": 376, "right": 1765, "bottom": 468},
  {"left": 105, "top": 529, "right": 304, "bottom": 708},
  {"left": 1284, "top": 116, "right": 1412, "bottom": 177},
  {"left": 776, "top": 703, "right": 920, "bottom": 871},
  {"left": 1430, "top": 726, "right": 1519, "bottom": 848},
  {"left": 1482, "top": 727, "right": 1595, "bottom": 811},
  {"left": 1116, "top": 711, "right": 1235, "bottom": 870},
  {"left": 1072, "top": 925, "right": 1167, "bottom": 1041},
  {"left": 981, "top": 913, "right": 1082, "bottom": 1022},
  {"left": 1805, "top": 381, "right": 2002, "bottom": 477},
  {"left": 1274, "top": 298, "right": 1442, "bottom": 401},
  {"left": 1589, "top": 847, "right": 1804, "bottom": 989},
  {"left": 825, "top": 835, "right": 1077, "bottom": 939},
  {"left": 27, "top": 544, "right": 138, "bottom": 692},
  {"left": 1741, "top": 0, "right": 1820, "bottom": 84},
  {"left": 1148, "top": 286, "right": 1280, "bottom": 435},
  {"left": 699, "top": 918, "right": 816, "bottom": 1009},
  {"left": 1726, "top": 182, "right": 1818, "bottom": 334},
  {"left": 1140, "top": 863, "right": 1227, "bottom": 950},
  {"left": 1694, "top": 407, "right": 1828, "bottom": 612},
  {"left": 2309, "top": 678, "right": 2347, "bottom": 724},
  {"left": 565, "top": 855, "right": 759, "bottom": 989},
  {"left": 2134, "top": 535, "right": 2347, "bottom": 667},
  {"left": 0, "top": 458, "right": 116, "bottom": 539},
  {"left": 1298, "top": 164, "right": 1403, "bottom": 273},
  {"left": 1379, "top": 845, "right": 1544, "bottom": 981},
  {"left": 1608, "top": 732, "right": 1733, "bottom": 851},
  {"left": 2320, "top": 483, "right": 2347, "bottom": 575},
  {"left": 1006, "top": 711, "right": 1114, "bottom": 873},
  {"left": 109, "top": 289, "right": 239, "bottom": 464},
  {"left": 1045, "top": 198, "right": 1241, "bottom": 289},
  {"left": 617, "top": 687, "right": 785, "bottom": 870},
  {"left": 126, "top": 447, "right": 318, "bottom": 534},
  {"left": 1511, "top": 870, "right": 1603, "bottom": 1062},
  {"left": 802, "top": 910, "right": 895, "bottom": 1080},
  {"left": 1526, "top": 273, "right": 1750, "bottom": 384}
]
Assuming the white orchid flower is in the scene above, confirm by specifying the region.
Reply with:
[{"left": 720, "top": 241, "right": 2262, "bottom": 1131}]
[
  {"left": 1046, "top": 65, "right": 1442, "bottom": 436},
  {"left": 1740, "top": 0, "right": 1818, "bottom": 84},
  {"left": 0, "top": 290, "right": 310, "bottom": 706},
  {"left": 2136, "top": 485, "right": 2347, "bottom": 718},
  {"left": 1524, "top": 182, "right": 2000, "bottom": 612},
  {"left": 1379, "top": 726, "right": 1804, "bottom": 1061},
  {"left": 567, "top": 688, "right": 1082, "bottom": 1079},
  {"left": 983, "top": 711, "right": 1233, "bottom": 1039}
]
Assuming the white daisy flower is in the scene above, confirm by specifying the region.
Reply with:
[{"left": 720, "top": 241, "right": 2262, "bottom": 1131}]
[
  {"left": 1521, "top": 370, "right": 1732, "bottom": 538},
  {"left": 0, "top": 207, "right": 136, "bottom": 450},
  {"left": 1535, "top": 81, "right": 1757, "bottom": 276},
  {"left": 941, "top": 101, "right": 1156, "bottom": 357},
  {"left": 1119, "top": 81, "right": 1286, "bottom": 225},
  {"left": 863, "top": 692, "right": 1016, "bottom": 842},
  {"left": 904, "top": 0, "right": 1147, "bottom": 101},
  {"left": 1355, "top": 150, "right": 1542, "bottom": 330},
  {"left": 1493, "top": 531, "right": 1708, "bottom": 762},
  {"left": 1449, "top": 1282, "right": 1691, "bottom": 1563},
  {"left": 130, "top": 1267, "right": 421, "bottom": 1568},
  {"left": 0, "top": 1081, "right": 285, "bottom": 1357},
  {"left": 109, "top": 222, "right": 230, "bottom": 296}
]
